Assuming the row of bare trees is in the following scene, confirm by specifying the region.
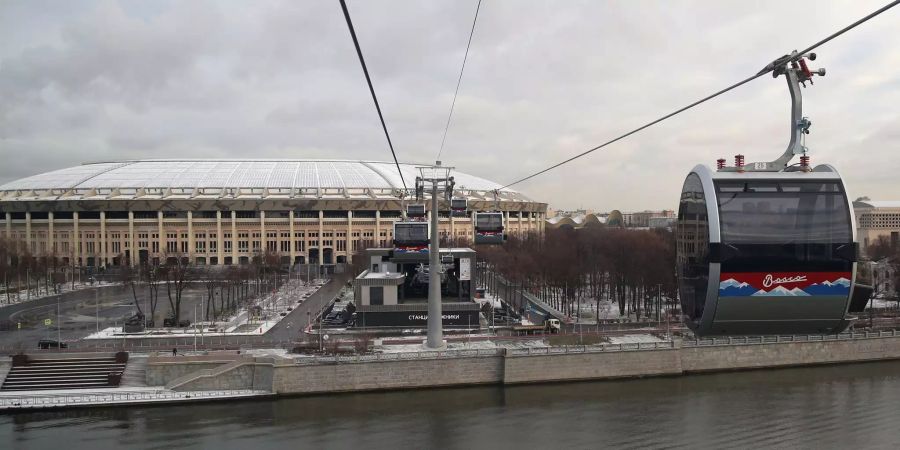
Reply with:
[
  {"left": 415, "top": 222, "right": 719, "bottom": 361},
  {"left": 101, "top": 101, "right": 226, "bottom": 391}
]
[
  {"left": 0, "top": 236, "right": 81, "bottom": 303},
  {"left": 117, "top": 250, "right": 288, "bottom": 326},
  {"left": 477, "top": 227, "right": 677, "bottom": 322}
]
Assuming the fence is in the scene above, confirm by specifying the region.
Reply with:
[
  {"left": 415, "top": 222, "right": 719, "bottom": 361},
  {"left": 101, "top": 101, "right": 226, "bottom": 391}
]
[
  {"left": 507, "top": 340, "right": 677, "bottom": 356},
  {"left": 683, "top": 329, "right": 900, "bottom": 347},
  {"left": 291, "top": 347, "right": 505, "bottom": 365},
  {"left": 0, "top": 388, "right": 269, "bottom": 410}
]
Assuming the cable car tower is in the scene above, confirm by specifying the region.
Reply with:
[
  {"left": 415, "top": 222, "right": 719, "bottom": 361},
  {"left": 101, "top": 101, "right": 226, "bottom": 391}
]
[{"left": 417, "top": 161, "right": 456, "bottom": 349}]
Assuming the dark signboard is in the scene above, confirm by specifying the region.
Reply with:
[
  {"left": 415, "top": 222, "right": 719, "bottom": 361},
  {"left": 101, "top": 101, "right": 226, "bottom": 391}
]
[{"left": 356, "top": 309, "right": 480, "bottom": 328}]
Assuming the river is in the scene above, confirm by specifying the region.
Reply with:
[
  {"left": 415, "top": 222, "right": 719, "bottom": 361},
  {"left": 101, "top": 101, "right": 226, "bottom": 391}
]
[{"left": 4, "top": 361, "right": 900, "bottom": 449}]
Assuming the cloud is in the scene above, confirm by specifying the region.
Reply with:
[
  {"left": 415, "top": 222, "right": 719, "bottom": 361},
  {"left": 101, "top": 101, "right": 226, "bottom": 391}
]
[{"left": 0, "top": 0, "right": 898, "bottom": 211}]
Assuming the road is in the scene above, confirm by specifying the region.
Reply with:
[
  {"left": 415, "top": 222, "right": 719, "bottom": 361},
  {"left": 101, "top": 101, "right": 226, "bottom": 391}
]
[{"left": 0, "top": 273, "right": 350, "bottom": 352}]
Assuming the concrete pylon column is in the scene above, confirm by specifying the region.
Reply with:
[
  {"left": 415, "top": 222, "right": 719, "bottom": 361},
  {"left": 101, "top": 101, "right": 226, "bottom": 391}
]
[
  {"left": 346, "top": 210, "right": 353, "bottom": 263},
  {"left": 187, "top": 211, "right": 194, "bottom": 263},
  {"left": 216, "top": 211, "right": 224, "bottom": 265},
  {"left": 128, "top": 211, "right": 135, "bottom": 265},
  {"left": 259, "top": 210, "right": 266, "bottom": 256},
  {"left": 318, "top": 210, "right": 324, "bottom": 267},
  {"left": 99, "top": 211, "right": 106, "bottom": 267},
  {"left": 73, "top": 212, "right": 80, "bottom": 265},
  {"left": 25, "top": 212, "right": 31, "bottom": 255},
  {"left": 157, "top": 211, "right": 165, "bottom": 261},
  {"left": 426, "top": 181, "right": 444, "bottom": 349},
  {"left": 231, "top": 211, "right": 238, "bottom": 263},
  {"left": 375, "top": 210, "right": 380, "bottom": 248},
  {"left": 48, "top": 211, "right": 55, "bottom": 257},
  {"left": 289, "top": 210, "right": 296, "bottom": 265}
]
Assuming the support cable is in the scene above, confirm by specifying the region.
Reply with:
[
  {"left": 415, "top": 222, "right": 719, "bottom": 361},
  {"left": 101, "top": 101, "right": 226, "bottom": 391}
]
[
  {"left": 499, "top": 0, "right": 899, "bottom": 190},
  {"left": 339, "top": 0, "right": 407, "bottom": 191},
  {"left": 436, "top": 0, "right": 483, "bottom": 162}
]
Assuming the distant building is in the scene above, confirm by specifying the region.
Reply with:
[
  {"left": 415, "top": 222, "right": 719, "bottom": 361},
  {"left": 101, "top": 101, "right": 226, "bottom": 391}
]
[
  {"left": 853, "top": 200, "right": 900, "bottom": 250},
  {"left": 0, "top": 159, "right": 547, "bottom": 269}
]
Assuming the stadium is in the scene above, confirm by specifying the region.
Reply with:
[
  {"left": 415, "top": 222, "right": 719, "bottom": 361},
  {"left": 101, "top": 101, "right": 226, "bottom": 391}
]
[{"left": 0, "top": 159, "right": 546, "bottom": 268}]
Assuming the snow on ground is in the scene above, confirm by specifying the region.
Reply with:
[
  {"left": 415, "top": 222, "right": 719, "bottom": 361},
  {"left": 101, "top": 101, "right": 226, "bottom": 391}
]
[
  {"left": 474, "top": 291, "right": 502, "bottom": 309},
  {"left": 377, "top": 337, "right": 550, "bottom": 353},
  {"left": 606, "top": 333, "right": 665, "bottom": 344},
  {"left": 84, "top": 279, "right": 329, "bottom": 339},
  {"left": 870, "top": 299, "right": 900, "bottom": 309}
]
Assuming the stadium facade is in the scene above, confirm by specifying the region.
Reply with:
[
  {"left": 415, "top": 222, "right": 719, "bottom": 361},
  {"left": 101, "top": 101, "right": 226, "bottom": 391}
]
[{"left": 0, "top": 159, "right": 547, "bottom": 268}]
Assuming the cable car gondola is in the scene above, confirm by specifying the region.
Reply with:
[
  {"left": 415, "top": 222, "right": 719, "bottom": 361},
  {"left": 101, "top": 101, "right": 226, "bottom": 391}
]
[
  {"left": 393, "top": 221, "right": 429, "bottom": 254},
  {"left": 676, "top": 52, "right": 871, "bottom": 336},
  {"left": 474, "top": 211, "right": 504, "bottom": 245},
  {"left": 450, "top": 198, "right": 468, "bottom": 217}
]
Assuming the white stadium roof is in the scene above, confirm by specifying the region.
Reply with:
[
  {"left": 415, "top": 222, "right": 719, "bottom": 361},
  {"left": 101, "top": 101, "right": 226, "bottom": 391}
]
[{"left": 0, "top": 159, "right": 532, "bottom": 202}]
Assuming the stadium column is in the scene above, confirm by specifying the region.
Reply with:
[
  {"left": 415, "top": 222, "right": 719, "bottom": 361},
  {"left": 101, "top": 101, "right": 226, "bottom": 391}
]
[
  {"left": 5, "top": 212, "right": 11, "bottom": 239},
  {"left": 157, "top": 211, "right": 164, "bottom": 261},
  {"left": 230, "top": 210, "right": 238, "bottom": 263},
  {"left": 73, "top": 212, "right": 80, "bottom": 266},
  {"left": 99, "top": 211, "right": 106, "bottom": 268},
  {"left": 375, "top": 210, "right": 380, "bottom": 248},
  {"left": 449, "top": 209, "right": 455, "bottom": 245},
  {"left": 469, "top": 211, "right": 477, "bottom": 244},
  {"left": 187, "top": 211, "right": 194, "bottom": 264},
  {"left": 318, "top": 210, "right": 324, "bottom": 268},
  {"left": 346, "top": 210, "right": 352, "bottom": 264},
  {"left": 259, "top": 210, "right": 266, "bottom": 258},
  {"left": 289, "top": 210, "right": 296, "bottom": 265},
  {"left": 47, "top": 211, "right": 54, "bottom": 257},
  {"left": 25, "top": 212, "right": 31, "bottom": 255},
  {"left": 128, "top": 211, "right": 135, "bottom": 266},
  {"left": 216, "top": 211, "right": 223, "bottom": 266}
]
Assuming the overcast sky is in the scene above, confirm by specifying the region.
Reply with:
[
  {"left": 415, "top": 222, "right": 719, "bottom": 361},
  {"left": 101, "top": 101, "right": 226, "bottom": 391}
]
[{"left": 1, "top": 0, "right": 898, "bottom": 211}]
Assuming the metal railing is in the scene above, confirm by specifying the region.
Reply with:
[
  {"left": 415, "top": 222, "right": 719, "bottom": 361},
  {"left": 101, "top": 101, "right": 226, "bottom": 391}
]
[
  {"left": 507, "top": 340, "right": 677, "bottom": 356},
  {"left": 292, "top": 347, "right": 504, "bottom": 365},
  {"left": 0, "top": 388, "right": 269, "bottom": 410},
  {"left": 683, "top": 329, "right": 900, "bottom": 347}
]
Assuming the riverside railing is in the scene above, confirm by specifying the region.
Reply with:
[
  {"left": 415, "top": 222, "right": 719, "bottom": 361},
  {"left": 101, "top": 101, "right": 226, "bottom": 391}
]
[
  {"left": 0, "top": 388, "right": 269, "bottom": 410},
  {"left": 683, "top": 329, "right": 900, "bottom": 347},
  {"left": 506, "top": 340, "right": 677, "bottom": 356},
  {"left": 291, "top": 348, "right": 505, "bottom": 365}
]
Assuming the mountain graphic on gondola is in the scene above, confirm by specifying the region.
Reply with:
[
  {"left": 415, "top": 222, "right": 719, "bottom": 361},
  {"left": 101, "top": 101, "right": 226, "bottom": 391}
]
[
  {"left": 719, "top": 279, "right": 757, "bottom": 296},
  {"left": 752, "top": 286, "right": 810, "bottom": 296},
  {"left": 804, "top": 278, "right": 851, "bottom": 295}
]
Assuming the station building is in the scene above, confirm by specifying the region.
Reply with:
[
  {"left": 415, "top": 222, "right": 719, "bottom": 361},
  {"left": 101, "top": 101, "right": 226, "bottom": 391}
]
[
  {"left": 0, "top": 159, "right": 547, "bottom": 268},
  {"left": 353, "top": 247, "right": 481, "bottom": 328}
]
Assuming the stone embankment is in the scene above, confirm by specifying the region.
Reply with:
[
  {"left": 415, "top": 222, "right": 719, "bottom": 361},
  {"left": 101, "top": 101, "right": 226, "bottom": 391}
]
[{"left": 144, "top": 331, "right": 900, "bottom": 396}]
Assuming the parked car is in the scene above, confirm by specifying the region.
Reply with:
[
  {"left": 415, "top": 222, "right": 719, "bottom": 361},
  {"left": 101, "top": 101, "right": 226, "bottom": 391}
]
[{"left": 38, "top": 339, "right": 68, "bottom": 349}]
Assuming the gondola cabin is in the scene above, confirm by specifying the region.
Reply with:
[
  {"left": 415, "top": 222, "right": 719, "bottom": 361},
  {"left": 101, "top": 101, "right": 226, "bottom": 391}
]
[
  {"left": 407, "top": 204, "right": 426, "bottom": 220},
  {"left": 474, "top": 212, "right": 504, "bottom": 245},
  {"left": 451, "top": 198, "right": 468, "bottom": 217},
  {"left": 676, "top": 164, "right": 862, "bottom": 335},
  {"left": 393, "top": 221, "right": 429, "bottom": 254}
]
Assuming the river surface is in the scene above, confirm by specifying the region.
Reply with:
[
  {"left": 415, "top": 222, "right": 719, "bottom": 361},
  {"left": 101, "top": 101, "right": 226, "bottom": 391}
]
[{"left": 4, "top": 361, "right": 900, "bottom": 449}]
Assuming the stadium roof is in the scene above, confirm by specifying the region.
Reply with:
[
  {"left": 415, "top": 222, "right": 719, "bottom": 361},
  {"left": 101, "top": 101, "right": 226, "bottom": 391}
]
[{"left": 0, "top": 159, "right": 532, "bottom": 202}]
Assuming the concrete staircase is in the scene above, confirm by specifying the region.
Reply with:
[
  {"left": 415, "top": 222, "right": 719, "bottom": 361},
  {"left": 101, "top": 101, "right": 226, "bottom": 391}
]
[
  {"left": 1, "top": 354, "right": 126, "bottom": 391},
  {"left": 120, "top": 356, "right": 149, "bottom": 387}
]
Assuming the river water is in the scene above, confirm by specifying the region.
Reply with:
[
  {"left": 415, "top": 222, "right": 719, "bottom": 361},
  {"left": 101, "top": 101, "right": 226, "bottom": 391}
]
[{"left": 4, "top": 361, "right": 900, "bottom": 449}]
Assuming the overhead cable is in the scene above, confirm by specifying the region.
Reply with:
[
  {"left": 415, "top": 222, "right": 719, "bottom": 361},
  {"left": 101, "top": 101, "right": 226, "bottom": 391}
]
[
  {"left": 499, "top": 0, "right": 900, "bottom": 190},
  {"left": 436, "top": 0, "right": 483, "bottom": 162},
  {"left": 339, "top": 0, "right": 407, "bottom": 191}
]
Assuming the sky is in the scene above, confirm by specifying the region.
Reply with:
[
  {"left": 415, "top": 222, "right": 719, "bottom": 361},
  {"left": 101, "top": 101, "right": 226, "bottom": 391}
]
[{"left": 0, "top": 0, "right": 898, "bottom": 211}]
